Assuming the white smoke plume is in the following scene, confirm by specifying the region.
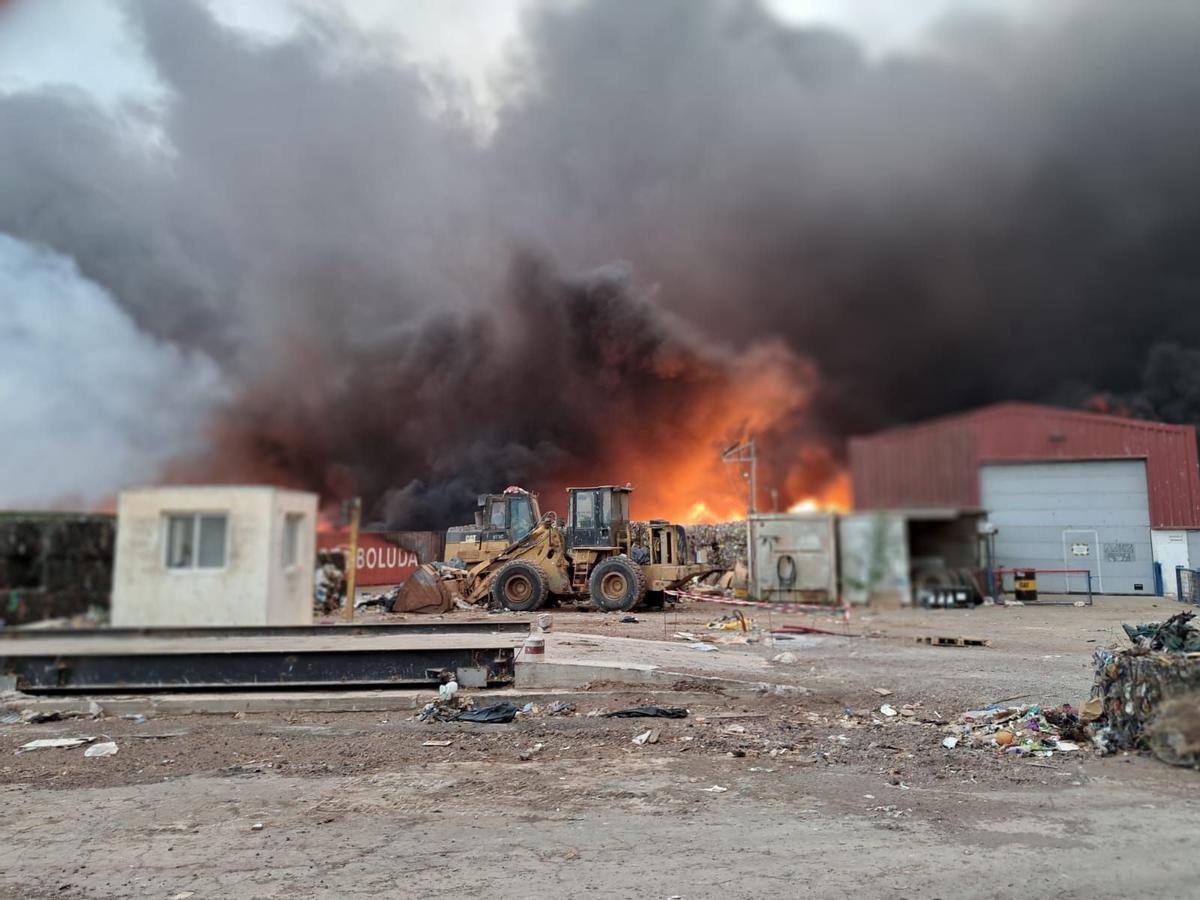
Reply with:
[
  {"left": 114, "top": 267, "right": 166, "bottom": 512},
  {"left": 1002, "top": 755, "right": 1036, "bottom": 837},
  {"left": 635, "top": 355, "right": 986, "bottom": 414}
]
[{"left": 0, "top": 234, "right": 225, "bottom": 507}]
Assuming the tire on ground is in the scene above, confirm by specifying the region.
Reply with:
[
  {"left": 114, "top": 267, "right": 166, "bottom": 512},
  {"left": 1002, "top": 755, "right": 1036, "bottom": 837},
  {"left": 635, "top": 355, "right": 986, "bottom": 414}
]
[
  {"left": 490, "top": 560, "right": 550, "bottom": 612},
  {"left": 589, "top": 555, "right": 647, "bottom": 612}
]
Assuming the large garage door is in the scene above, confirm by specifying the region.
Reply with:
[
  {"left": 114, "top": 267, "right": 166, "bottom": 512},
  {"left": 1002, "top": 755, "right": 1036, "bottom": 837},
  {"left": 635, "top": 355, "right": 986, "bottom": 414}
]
[{"left": 980, "top": 460, "right": 1153, "bottom": 595}]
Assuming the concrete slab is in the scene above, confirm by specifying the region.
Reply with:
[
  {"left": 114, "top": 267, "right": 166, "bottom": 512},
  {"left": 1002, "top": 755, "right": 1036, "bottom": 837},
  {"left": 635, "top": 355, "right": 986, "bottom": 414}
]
[
  {"left": 0, "top": 632, "right": 524, "bottom": 656},
  {"left": 519, "top": 633, "right": 810, "bottom": 696}
]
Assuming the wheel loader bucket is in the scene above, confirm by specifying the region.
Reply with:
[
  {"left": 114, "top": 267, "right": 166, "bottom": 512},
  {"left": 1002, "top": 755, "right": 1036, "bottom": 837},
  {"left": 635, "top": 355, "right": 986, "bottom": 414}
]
[{"left": 390, "top": 564, "right": 455, "bottom": 614}]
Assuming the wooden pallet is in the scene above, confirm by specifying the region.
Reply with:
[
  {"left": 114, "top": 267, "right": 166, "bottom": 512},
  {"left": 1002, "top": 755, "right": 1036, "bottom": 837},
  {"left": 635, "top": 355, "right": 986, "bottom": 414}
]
[{"left": 915, "top": 635, "right": 991, "bottom": 648}]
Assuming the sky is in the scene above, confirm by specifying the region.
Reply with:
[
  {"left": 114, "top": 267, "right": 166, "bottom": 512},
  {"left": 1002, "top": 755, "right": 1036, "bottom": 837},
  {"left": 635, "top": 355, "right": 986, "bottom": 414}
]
[{"left": 0, "top": 0, "right": 1038, "bottom": 112}]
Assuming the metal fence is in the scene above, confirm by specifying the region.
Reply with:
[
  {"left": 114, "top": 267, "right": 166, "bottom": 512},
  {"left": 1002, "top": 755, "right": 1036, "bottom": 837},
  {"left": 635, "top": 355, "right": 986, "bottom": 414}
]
[{"left": 1176, "top": 567, "right": 1200, "bottom": 605}]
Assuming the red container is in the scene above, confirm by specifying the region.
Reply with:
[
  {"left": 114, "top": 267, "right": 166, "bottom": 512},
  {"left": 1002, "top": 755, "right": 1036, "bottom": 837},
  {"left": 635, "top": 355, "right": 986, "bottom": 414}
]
[{"left": 316, "top": 530, "right": 444, "bottom": 586}]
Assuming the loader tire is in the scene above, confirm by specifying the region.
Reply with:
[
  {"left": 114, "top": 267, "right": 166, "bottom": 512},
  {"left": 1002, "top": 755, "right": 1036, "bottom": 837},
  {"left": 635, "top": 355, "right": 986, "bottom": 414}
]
[
  {"left": 490, "top": 560, "right": 549, "bottom": 612},
  {"left": 589, "top": 555, "right": 646, "bottom": 612}
]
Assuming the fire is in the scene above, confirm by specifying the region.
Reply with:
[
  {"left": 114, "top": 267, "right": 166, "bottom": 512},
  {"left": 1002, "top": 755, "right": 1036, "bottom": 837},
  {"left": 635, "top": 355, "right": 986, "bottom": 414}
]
[
  {"left": 541, "top": 345, "right": 851, "bottom": 525},
  {"left": 786, "top": 471, "right": 851, "bottom": 515}
]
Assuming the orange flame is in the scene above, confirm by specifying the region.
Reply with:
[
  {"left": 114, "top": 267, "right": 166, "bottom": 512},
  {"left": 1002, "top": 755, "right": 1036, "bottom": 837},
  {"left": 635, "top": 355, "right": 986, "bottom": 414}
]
[{"left": 541, "top": 344, "right": 850, "bottom": 524}]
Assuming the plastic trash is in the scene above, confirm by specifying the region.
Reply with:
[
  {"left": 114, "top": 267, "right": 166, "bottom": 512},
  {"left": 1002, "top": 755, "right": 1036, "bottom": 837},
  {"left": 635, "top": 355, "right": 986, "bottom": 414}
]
[
  {"left": 880, "top": 704, "right": 898, "bottom": 717},
  {"left": 456, "top": 701, "right": 519, "bottom": 724},
  {"left": 84, "top": 741, "right": 118, "bottom": 758},
  {"left": 438, "top": 680, "right": 459, "bottom": 702},
  {"left": 16, "top": 737, "right": 95, "bottom": 753}
]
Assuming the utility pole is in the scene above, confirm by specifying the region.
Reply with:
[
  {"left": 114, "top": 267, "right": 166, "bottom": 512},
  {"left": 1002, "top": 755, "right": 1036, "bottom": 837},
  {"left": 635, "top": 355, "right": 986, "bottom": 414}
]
[
  {"left": 722, "top": 439, "right": 758, "bottom": 597},
  {"left": 341, "top": 497, "right": 362, "bottom": 623}
]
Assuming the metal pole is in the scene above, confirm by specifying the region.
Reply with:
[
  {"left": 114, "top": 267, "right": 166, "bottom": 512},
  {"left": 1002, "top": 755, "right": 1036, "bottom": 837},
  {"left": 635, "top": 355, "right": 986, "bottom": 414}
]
[
  {"left": 341, "top": 497, "right": 362, "bottom": 623},
  {"left": 746, "top": 439, "right": 756, "bottom": 598},
  {"left": 721, "top": 438, "right": 758, "bottom": 598}
]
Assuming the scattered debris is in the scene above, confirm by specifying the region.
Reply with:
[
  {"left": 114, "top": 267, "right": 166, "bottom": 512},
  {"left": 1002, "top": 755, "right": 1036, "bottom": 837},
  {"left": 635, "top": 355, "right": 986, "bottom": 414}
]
[
  {"left": 872, "top": 688, "right": 893, "bottom": 696},
  {"left": 122, "top": 713, "right": 147, "bottom": 725},
  {"left": 16, "top": 737, "right": 96, "bottom": 753},
  {"left": 771, "top": 652, "right": 798, "bottom": 664},
  {"left": 604, "top": 706, "right": 688, "bottom": 719},
  {"left": 942, "top": 736, "right": 958, "bottom": 749},
  {"left": 84, "top": 741, "right": 118, "bottom": 758},
  {"left": 422, "top": 740, "right": 453, "bottom": 747},
  {"left": 250, "top": 823, "right": 264, "bottom": 831},
  {"left": 547, "top": 701, "right": 576, "bottom": 716},
  {"left": 689, "top": 643, "right": 718, "bottom": 652},
  {"left": 632, "top": 729, "right": 660, "bottom": 745},
  {"left": 1122, "top": 611, "right": 1200, "bottom": 653},
  {"left": 879, "top": 704, "right": 897, "bottom": 717},
  {"left": 420, "top": 698, "right": 519, "bottom": 724},
  {"left": 701, "top": 785, "right": 728, "bottom": 793},
  {"left": 619, "top": 615, "right": 639, "bottom": 624},
  {"left": 947, "top": 704, "right": 1084, "bottom": 757},
  {"left": 772, "top": 623, "right": 851, "bottom": 637},
  {"left": 708, "top": 612, "right": 753, "bottom": 632},
  {"left": 915, "top": 636, "right": 991, "bottom": 648}
]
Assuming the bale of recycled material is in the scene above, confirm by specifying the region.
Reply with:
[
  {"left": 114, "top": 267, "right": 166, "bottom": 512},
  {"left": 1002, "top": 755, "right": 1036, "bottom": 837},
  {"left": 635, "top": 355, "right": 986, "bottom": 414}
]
[
  {"left": 1146, "top": 692, "right": 1200, "bottom": 768},
  {"left": 1090, "top": 648, "right": 1200, "bottom": 754}
]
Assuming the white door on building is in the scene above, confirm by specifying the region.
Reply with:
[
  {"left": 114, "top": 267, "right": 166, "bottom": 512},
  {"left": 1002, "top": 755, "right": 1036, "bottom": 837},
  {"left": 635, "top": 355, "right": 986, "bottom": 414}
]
[
  {"left": 981, "top": 460, "right": 1154, "bottom": 595},
  {"left": 1060, "top": 529, "right": 1099, "bottom": 593}
]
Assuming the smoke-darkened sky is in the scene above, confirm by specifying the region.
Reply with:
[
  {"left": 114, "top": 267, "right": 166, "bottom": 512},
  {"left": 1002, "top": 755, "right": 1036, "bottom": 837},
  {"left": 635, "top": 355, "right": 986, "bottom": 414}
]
[{"left": 2, "top": 0, "right": 1199, "bottom": 522}]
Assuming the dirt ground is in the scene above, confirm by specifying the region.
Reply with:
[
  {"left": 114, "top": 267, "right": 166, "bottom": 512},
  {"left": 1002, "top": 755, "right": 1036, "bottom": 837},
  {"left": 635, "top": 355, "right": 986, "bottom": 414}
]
[{"left": 2, "top": 596, "right": 1198, "bottom": 899}]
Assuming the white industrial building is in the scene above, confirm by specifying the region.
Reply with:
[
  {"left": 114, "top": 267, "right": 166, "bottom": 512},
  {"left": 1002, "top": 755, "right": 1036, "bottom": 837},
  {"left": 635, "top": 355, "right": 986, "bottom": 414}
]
[{"left": 112, "top": 485, "right": 318, "bottom": 627}]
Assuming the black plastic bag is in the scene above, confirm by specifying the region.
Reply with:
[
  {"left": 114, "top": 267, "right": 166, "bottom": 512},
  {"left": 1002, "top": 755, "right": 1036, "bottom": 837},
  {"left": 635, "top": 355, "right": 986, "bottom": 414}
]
[{"left": 456, "top": 701, "right": 519, "bottom": 724}]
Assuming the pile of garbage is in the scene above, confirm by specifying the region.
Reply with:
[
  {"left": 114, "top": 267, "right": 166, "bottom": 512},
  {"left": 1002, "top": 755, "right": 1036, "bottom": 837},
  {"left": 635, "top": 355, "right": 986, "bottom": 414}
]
[
  {"left": 944, "top": 703, "right": 1085, "bottom": 757},
  {"left": 1088, "top": 611, "right": 1200, "bottom": 766},
  {"left": 1121, "top": 610, "right": 1200, "bottom": 653},
  {"left": 684, "top": 522, "right": 748, "bottom": 570}
]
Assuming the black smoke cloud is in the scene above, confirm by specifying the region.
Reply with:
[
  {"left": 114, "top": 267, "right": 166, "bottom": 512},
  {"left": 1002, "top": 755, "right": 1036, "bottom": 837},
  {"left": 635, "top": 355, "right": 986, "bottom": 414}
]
[{"left": 3, "top": 0, "right": 1200, "bottom": 522}]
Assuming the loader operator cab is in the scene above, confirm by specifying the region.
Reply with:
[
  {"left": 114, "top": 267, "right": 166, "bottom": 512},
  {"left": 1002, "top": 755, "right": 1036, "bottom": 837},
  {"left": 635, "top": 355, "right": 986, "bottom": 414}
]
[
  {"left": 444, "top": 487, "right": 540, "bottom": 567},
  {"left": 565, "top": 486, "right": 631, "bottom": 552}
]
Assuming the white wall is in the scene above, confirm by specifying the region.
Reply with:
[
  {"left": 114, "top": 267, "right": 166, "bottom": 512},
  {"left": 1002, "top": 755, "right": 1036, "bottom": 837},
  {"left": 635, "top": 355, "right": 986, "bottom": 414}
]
[
  {"left": 1152, "top": 530, "right": 1194, "bottom": 597},
  {"left": 265, "top": 490, "right": 320, "bottom": 625},
  {"left": 112, "top": 486, "right": 317, "bottom": 626}
]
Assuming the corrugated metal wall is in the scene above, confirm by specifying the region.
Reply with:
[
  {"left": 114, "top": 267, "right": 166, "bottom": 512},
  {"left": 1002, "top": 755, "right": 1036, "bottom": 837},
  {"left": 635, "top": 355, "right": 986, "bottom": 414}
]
[
  {"left": 851, "top": 402, "right": 1200, "bottom": 528},
  {"left": 849, "top": 415, "right": 978, "bottom": 510}
]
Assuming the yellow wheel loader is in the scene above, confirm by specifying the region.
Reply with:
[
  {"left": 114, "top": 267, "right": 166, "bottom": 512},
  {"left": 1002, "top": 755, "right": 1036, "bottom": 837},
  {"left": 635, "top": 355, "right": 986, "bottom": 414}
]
[{"left": 398, "top": 485, "right": 713, "bottom": 613}]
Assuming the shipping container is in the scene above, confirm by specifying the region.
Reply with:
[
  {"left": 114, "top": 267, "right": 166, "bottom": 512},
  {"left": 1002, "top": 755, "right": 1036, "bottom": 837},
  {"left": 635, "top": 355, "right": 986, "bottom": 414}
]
[
  {"left": 747, "top": 512, "right": 838, "bottom": 604},
  {"left": 316, "top": 530, "right": 444, "bottom": 587},
  {"left": 838, "top": 512, "right": 909, "bottom": 606}
]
